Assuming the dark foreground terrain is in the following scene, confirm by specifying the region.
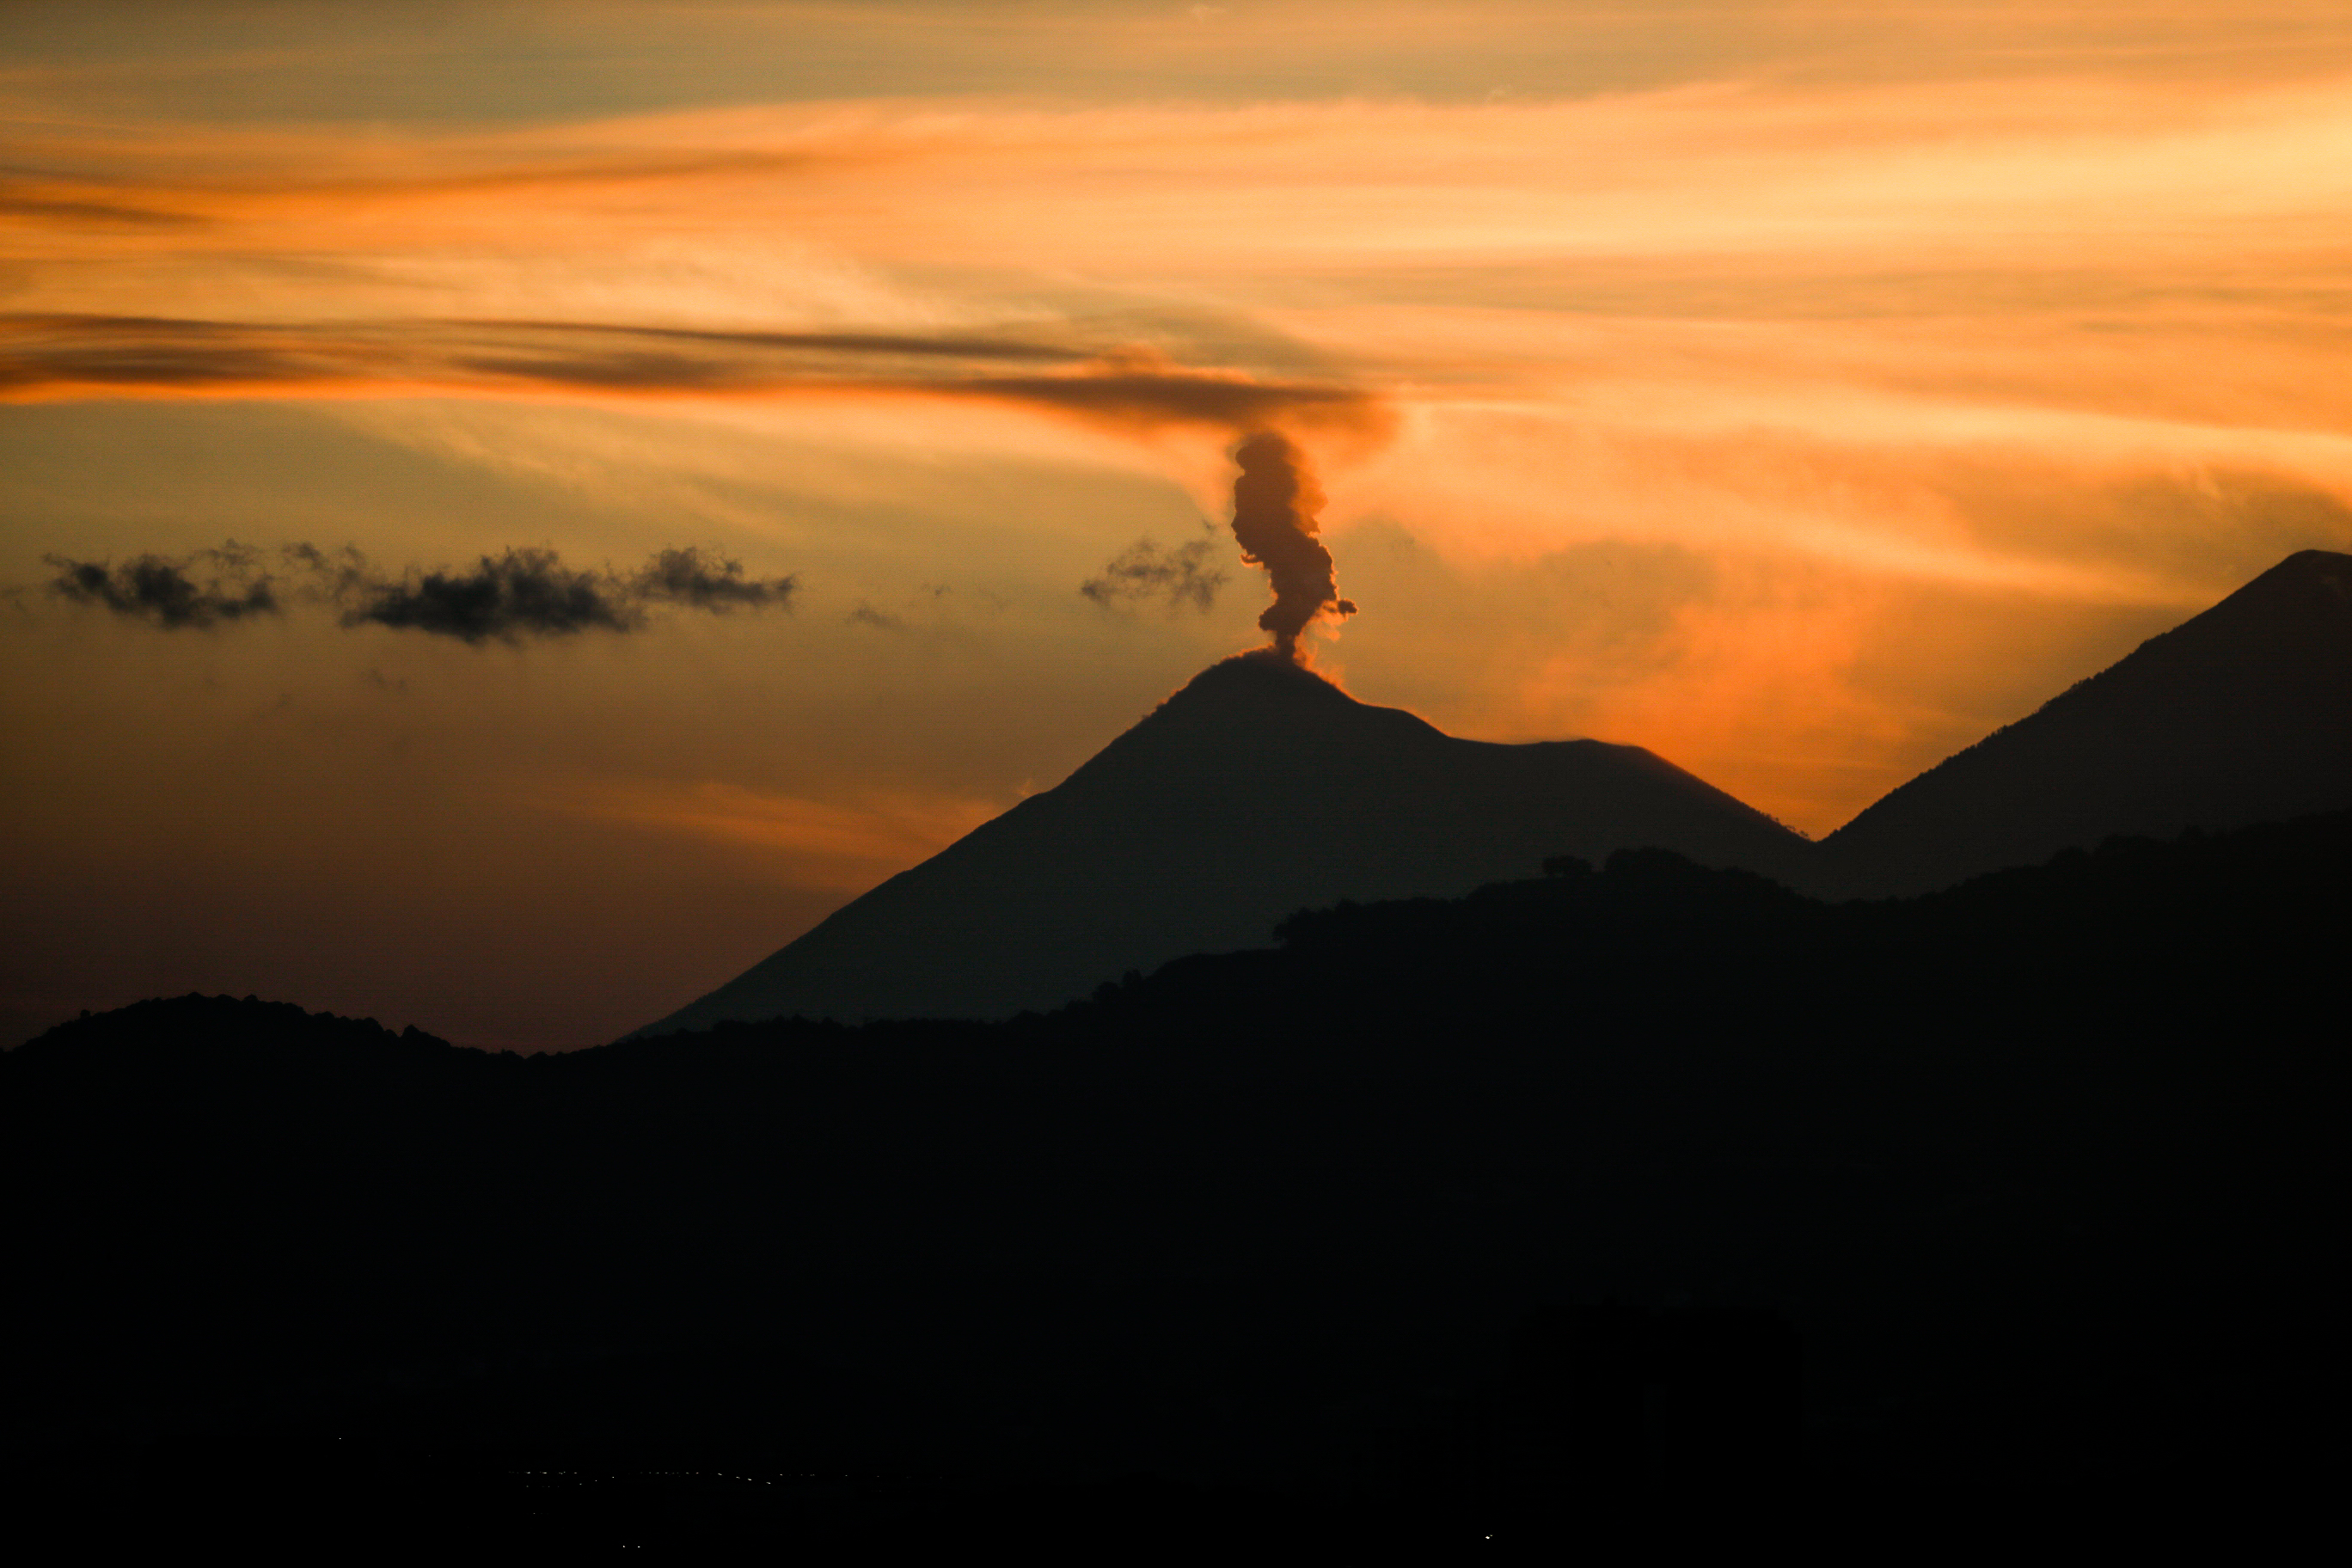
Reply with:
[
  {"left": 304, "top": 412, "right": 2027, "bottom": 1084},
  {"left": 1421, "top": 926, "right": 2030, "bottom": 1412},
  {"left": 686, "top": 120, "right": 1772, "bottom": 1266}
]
[{"left": 7, "top": 812, "right": 2349, "bottom": 1553}]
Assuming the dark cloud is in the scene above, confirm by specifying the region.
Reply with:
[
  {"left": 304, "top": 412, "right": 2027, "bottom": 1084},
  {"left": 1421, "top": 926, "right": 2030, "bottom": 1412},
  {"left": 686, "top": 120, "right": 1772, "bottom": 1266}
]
[
  {"left": 453, "top": 350, "right": 747, "bottom": 390},
  {"left": 1228, "top": 431, "right": 1356, "bottom": 662},
  {"left": 632, "top": 546, "right": 795, "bottom": 609},
  {"left": 44, "top": 543, "right": 279, "bottom": 628},
  {"left": 0, "top": 314, "right": 1075, "bottom": 395},
  {"left": 40, "top": 540, "right": 794, "bottom": 643},
  {"left": 0, "top": 315, "right": 330, "bottom": 390},
  {"left": 847, "top": 603, "right": 903, "bottom": 630},
  {"left": 1081, "top": 536, "right": 1227, "bottom": 612},
  {"left": 341, "top": 548, "right": 640, "bottom": 642}
]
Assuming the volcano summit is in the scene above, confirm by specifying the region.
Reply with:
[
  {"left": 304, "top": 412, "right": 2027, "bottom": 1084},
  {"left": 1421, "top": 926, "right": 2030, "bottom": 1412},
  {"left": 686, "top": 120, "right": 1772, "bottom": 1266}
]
[{"left": 634, "top": 652, "right": 1814, "bottom": 1035}]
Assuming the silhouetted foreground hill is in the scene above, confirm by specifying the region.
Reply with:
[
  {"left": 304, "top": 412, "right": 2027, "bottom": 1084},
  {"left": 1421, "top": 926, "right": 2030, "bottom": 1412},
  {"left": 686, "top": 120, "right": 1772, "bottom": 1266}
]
[
  {"left": 1821, "top": 548, "right": 2352, "bottom": 896},
  {"left": 636, "top": 651, "right": 1815, "bottom": 1035},
  {"left": 8, "top": 813, "right": 2349, "bottom": 1548}
]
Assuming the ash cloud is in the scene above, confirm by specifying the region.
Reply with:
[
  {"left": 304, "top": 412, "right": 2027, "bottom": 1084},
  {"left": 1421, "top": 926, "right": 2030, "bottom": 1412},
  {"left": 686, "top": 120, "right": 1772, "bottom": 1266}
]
[
  {"left": 500, "top": 321, "right": 1074, "bottom": 362},
  {"left": 44, "top": 544, "right": 279, "bottom": 628},
  {"left": 43, "top": 541, "right": 793, "bottom": 643},
  {"left": 937, "top": 367, "right": 1381, "bottom": 435},
  {"left": 1081, "top": 536, "right": 1227, "bottom": 613},
  {"left": 0, "top": 314, "right": 1384, "bottom": 439},
  {"left": 1228, "top": 431, "right": 1356, "bottom": 661},
  {"left": 0, "top": 315, "right": 319, "bottom": 392}
]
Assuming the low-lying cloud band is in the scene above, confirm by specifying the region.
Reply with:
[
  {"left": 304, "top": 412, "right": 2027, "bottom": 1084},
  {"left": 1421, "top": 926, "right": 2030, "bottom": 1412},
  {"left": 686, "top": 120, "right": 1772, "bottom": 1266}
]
[
  {"left": 44, "top": 542, "right": 795, "bottom": 643},
  {"left": 45, "top": 543, "right": 281, "bottom": 628}
]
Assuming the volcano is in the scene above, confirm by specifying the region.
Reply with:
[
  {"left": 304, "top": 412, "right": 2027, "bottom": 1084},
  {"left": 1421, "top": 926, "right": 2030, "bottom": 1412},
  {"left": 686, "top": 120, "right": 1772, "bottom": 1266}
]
[
  {"left": 634, "top": 652, "right": 1816, "bottom": 1035},
  {"left": 1821, "top": 548, "right": 2352, "bottom": 897}
]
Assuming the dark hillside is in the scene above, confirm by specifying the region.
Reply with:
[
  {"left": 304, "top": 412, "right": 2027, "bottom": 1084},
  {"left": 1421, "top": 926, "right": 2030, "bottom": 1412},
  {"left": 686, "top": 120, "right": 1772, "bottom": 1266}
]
[
  {"left": 1822, "top": 549, "right": 2352, "bottom": 895},
  {"left": 7, "top": 814, "right": 2349, "bottom": 1547}
]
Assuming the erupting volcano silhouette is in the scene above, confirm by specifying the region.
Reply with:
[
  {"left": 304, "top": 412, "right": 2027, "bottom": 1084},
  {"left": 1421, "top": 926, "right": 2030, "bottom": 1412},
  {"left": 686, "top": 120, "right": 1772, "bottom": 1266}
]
[{"left": 630, "top": 652, "right": 1813, "bottom": 1035}]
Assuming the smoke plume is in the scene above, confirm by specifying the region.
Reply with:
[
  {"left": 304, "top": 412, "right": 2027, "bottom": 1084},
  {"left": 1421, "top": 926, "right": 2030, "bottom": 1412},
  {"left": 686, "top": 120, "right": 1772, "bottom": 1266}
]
[
  {"left": 1228, "top": 432, "right": 1355, "bottom": 661},
  {"left": 0, "top": 313, "right": 1381, "bottom": 438}
]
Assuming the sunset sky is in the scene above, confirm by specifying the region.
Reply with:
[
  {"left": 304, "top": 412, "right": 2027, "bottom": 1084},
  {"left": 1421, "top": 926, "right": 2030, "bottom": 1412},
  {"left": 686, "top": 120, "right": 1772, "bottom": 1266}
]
[{"left": 8, "top": 2, "right": 2352, "bottom": 1050}]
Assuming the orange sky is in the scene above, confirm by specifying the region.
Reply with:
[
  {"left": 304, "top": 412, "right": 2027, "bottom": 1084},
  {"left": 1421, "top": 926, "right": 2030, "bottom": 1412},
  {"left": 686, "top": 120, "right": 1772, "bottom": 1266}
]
[{"left": 7, "top": 2, "right": 2352, "bottom": 1048}]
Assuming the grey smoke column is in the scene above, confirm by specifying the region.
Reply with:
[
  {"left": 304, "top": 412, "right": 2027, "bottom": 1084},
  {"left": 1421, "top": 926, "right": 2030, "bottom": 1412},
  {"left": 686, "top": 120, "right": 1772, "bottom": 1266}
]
[{"left": 1229, "top": 431, "right": 1356, "bottom": 661}]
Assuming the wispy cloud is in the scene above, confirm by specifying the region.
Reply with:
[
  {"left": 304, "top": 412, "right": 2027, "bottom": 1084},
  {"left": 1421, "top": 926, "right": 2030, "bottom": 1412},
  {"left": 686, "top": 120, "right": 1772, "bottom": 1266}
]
[
  {"left": 633, "top": 544, "right": 793, "bottom": 610},
  {"left": 0, "top": 180, "right": 199, "bottom": 228},
  {"left": 1081, "top": 536, "right": 1228, "bottom": 613},
  {"left": 0, "top": 313, "right": 1381, "bottom": 436},
  {"left": 44, "top": 542, "right": 279, "bottom": 628}
]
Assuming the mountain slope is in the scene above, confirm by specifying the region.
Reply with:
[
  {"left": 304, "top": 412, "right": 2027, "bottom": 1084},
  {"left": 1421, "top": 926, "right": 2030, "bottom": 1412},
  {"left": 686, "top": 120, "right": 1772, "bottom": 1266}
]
[
  {"left": 634, "top": 652, "right": 1816, "bottom": 1033},
  {"left": 1822, "top": 549, "right": 2352, "bottom": 897},
  {"left": 17, "top": 814, "right": 2352, "bottom": 1513}
]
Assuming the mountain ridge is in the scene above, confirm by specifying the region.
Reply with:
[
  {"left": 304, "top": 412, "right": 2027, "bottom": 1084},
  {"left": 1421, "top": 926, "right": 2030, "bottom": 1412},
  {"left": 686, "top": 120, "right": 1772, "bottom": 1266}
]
[
  {"left": 1820, "top": 548, "right": 2352, "bottom": 897},
  {"left": 632, "top": 651, "right": 1816, "bottom": 1037},
  {"left": 634, "top": 547, "right": 2352, "bottom": 1035}
]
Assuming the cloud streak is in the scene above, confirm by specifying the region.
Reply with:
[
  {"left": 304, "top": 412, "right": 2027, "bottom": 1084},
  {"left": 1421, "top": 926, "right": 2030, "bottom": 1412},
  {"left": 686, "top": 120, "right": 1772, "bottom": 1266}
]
[
  {"left": 43, "top": 542, "right": 795, "bottom": 643},
  {"left": 0, "top": 185, "right": 199, "bottom": 229},
  {"left": 0, "top": 314, "right": 1382, "bottom": 436},
  {"left": 632, "top": 545, "right": 794, "bottom": 610},
  {"left": 1081, "top": 536, "right": 1228, "bottom": 612}
]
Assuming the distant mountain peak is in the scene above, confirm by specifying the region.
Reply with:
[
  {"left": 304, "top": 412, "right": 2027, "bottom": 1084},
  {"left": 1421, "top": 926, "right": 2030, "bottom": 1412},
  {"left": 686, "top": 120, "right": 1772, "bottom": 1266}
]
[
  {"left": 1188, "top": 647, "right": 1341, "bottom": 687},
  {"left": 2244, "top": 547, "right": 2352, "bottom": 592},
  {"left": 1822, "top": 548, "right": 2352, "bottom": 897},
  {"left": 1146, "top": 651, "right": 1364, "bottom": 722},
  {"left": 2123, "top": 548, "right": 2352, "bottom": 664},
  {"left": 1147, "top": 649, "right": 1349, "bottom": 712}
]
